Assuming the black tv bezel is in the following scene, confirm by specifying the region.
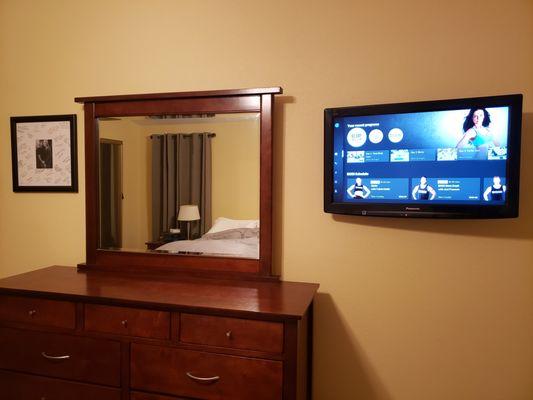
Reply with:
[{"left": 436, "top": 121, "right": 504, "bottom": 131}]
[{"left": 324, "top": 94, "right": 523, "bottom": 219}]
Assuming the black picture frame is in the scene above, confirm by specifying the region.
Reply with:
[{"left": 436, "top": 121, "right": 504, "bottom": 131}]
[{"left": 10, "top": 114, "right": 78, "bottom": 192}]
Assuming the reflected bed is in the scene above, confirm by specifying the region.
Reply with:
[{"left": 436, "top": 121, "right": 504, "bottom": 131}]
[{"left": 155, "top": 222, "right": 260, "bottom": 259}]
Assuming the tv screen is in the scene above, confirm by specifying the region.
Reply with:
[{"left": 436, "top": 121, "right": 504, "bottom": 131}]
[{"left": 324, "top": 94, "right": 522, "bottom": 218}]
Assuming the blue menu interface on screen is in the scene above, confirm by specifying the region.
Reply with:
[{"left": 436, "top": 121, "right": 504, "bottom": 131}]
[{"left": 332, "top": 107, "right": 510, "bottom": 205}]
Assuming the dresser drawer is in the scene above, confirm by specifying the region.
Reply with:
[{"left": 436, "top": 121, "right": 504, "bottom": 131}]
[
  {"left": 85, "top": 303, "right": 170, "bottom": 339},
  {"left": 0, "top": 294, "right": 76, "bottom": 329},
  {"left": 0, "top": 370, "right": 121, "bottom": 400},
  {"left": 0, "top": 327, "right": 121, "bottom": 387},
  {"left": 132, "top": 392, "right": 190, "bottom": 400},
  {"left": 180, "top": 313, "right": 283, "bottom": 353},
  {"left": 131, "top": 343, "right": 282, "bottom": 400}
]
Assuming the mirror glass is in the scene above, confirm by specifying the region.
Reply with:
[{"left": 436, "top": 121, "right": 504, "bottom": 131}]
[{"left": 97, "top": 113, "right": 260, "bottom": 259}]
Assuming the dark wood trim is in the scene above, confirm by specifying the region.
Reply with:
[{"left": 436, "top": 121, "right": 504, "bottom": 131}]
[
  {"left": 259, "top": 94, "right": 273, "bottom": 276},
  {"left": 84, "top": 103, "right": 98, "bottom": 265},
  {"left": 75, "top": 87, "right": 282, "bottom": 103},
  {"left": 77, "top": 262, "right": 281, "bottom": 283},
  {"left": 93, "top": 250, "right": 259, "bottom": 273},
  {"left": 305, "top": 302, "right": 314, "bottom": 400},
  {"left": 120, "top": 340, "right": 130, "bottom": 400},
  {"left": 95, "top": 96, "right": 260, "bottom": 117},
  {"left": 283, "top": 320, "right": 298, "bottom": 400}
]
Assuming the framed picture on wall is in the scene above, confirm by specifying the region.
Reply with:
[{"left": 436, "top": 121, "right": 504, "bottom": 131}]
[{"left": 10, "top": 114, "right": 78, "bottom": 192}]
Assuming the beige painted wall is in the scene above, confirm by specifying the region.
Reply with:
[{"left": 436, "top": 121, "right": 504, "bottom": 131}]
[
  {"left": 0, "top": 1, "right": 532, "bottom": 399},
  {"left": 210, "top": 118, "right": 260, "bottom": 222}
]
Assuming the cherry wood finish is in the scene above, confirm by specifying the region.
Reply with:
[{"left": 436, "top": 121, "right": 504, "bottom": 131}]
[
  {"left": 85, "top": 304, "right": 170, "bottom": 339},
  {"left": 75, "top": 87, "right": 282, "bottom": 279},
  {"left": 0, "top": 266, "right": 317, "bottom": 399},
  {"left": 259, "top": 93, "right": 274, "bottom": 275},
  {"left": 0, "top": 266, "right": 317, "bottom": 319},
  {"left": 84, "top": 102, "right": 98, "bottom": 266},
  {"left": 75, "top": 87, "right": 283, "bottom": 103},
  {"left": 0, "top": 294, "right": 76, "bottom": 329},
  {"left": 0, "top": 370, "right": 122, "bottom": 400},
  {"left": 180, "top": 313, "right": 283, "bottom": 353},
  {"left": 131, "top": 392, "right": 190, "bottom": 400},
  {"left": 94, "top": 96, "right": 260, "bottom": 117},
  {"left": 131, "top": 343, "right": 283, "bottom": 400},
  {"left": 0, "top": 327, "right": 121, "bottom": 386}
]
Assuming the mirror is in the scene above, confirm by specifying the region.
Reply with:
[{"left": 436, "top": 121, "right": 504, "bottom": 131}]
[
  {"left": 98, "top": 113, "right": 260, "bottom": 259},
  {"left": 76, "top": 87, "right": 281, "bottom": 277}
]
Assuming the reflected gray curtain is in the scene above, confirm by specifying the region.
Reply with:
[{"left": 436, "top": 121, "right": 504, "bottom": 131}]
[{"left": 151, "top": 133, "right": 212, "bottom": 240}]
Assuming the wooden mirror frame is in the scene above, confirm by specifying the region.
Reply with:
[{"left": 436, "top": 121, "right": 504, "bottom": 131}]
[{"left": 75, "top": 87, "right": 282, "bottom": 279}]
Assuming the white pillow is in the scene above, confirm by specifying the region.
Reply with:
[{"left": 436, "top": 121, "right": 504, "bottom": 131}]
[{"left": 206, "top": 217, "right": 259, "bottom": 234}]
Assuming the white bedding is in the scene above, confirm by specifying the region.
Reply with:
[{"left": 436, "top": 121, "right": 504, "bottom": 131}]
[{"left": 155, "top": 236, "right": 259, "bottom": 259}]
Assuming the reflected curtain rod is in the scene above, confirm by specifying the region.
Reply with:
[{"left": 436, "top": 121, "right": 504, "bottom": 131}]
[{"left": 150, "top": 133, "right": 216, "bottom": 139}]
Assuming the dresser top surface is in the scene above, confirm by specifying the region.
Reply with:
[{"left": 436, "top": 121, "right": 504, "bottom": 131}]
[{"left": 0, "top": 266, "right": 318, "bottom": 320}]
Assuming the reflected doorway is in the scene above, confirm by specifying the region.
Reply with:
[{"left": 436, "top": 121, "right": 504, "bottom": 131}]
[{"left": 99, "top": 139, "right": 123, "bottom": 249}]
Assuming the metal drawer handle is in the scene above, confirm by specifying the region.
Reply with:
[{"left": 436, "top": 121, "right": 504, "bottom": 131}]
[
  {"left": 226, "top": 330, "right": 232, "bottom": 339},
  {"left": 186, "top": 372, "right": 220, "bottom": 383},
  {"left": 121, "top": 320, "right": 128, "bottom": 328},
  {"left": 28, "top": 309, "right": 37, "bottom": 317},
  {"left": 41, "top": 352, "right": 71, "bottom": 361}
]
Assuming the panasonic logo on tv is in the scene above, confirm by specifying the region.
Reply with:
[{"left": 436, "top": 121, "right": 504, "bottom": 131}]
[{"left": 405, "top": 207, "right": 421, "bottom": 211}]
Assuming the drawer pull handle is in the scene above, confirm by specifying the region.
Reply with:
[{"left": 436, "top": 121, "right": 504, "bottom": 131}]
[
  {"left": 41, "top": 352, "right": 71, "bottom": 361},
  {"left": 121, "top": 320, "right": 128, "bottom": 328},
  {"left": 186, "top": 372, "right": 220, "bottom": 383},
  {"left": 226, "top": 330, "right": 232, "bottom": 339},
  {"left": 28, "top": 309, "right": 37, "bottom": 317}
]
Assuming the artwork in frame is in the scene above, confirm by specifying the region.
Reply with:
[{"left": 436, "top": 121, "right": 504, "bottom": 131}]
[{"left": 10, "top": 114, "right": 78, "bottom": 192}]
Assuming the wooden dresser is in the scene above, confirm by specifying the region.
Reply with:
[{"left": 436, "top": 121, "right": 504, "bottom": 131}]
[{"left": 0, "top": 266, "right": 318, "bottom": 400}]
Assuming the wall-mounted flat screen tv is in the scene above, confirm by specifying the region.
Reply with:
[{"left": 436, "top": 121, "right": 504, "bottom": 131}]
[{"left": 324, "top": 94, "right": 522, "bottom": 218}]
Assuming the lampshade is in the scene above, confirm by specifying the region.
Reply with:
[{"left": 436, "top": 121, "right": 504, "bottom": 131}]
[{"left": 177, "top": 205, "right": 200, "bottom": 221}]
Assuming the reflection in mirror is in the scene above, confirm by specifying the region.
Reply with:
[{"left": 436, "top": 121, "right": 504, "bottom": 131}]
[{"left": 98, "top": 113, "right": 260, "bottom": 259}]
